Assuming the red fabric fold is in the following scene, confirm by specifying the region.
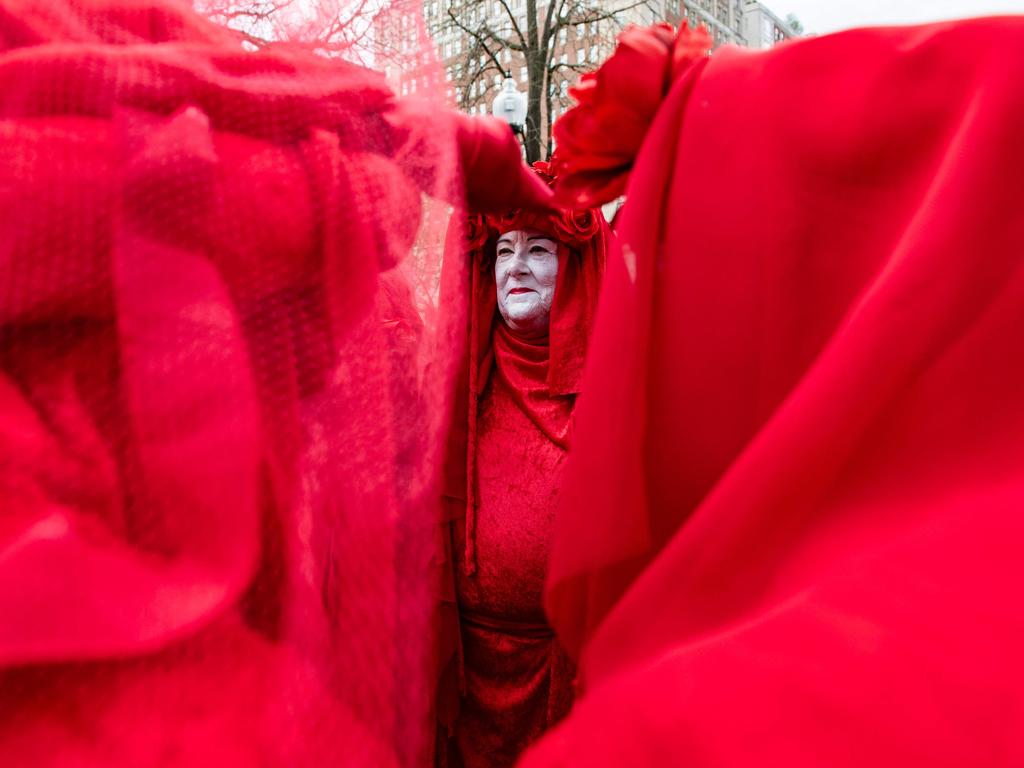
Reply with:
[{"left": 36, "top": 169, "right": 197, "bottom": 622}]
[
  {"left": 529, "top": 17, "right": 1024, "bottom": 766},
  {"left": 452, "top": 114, "right": 555, "bottom": 214},
  {"left": 552, "top": 23, "right": 711, "bottom": 208},
  {"left": 0, "top": 1, "right": 463, "bottom": 763},
  {"left": 1, "top": 102, "right": 263, "bottom": 664}
]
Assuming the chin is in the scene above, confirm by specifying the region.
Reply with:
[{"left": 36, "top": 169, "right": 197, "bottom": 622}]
[
  {"left": 500, "top": 307, "right": 545, "bottom": 333},
  {"left": 509, "top": 308, "right": 538, "bottom": 320},
  {"left": 506, "top": 309, "right": 543, "bottom": 326}
]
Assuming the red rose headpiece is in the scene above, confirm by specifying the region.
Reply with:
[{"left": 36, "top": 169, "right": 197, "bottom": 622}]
[{"left": 465, "top": 160, "right": 603, "bottom": 249}]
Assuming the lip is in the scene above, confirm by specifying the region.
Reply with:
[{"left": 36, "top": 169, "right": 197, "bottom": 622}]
[{"left": 508, "top": 287, "right": 535, "bottom": 295}]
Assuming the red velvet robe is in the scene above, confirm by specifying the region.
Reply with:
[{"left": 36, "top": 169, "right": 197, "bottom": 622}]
[{"left": 451, "top": 325, "right": 576, "bottom": 767}]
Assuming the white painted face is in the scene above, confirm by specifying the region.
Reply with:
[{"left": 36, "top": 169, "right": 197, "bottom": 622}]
[{"left": 494, "top": 229, "right": 559, "bottom": 339}]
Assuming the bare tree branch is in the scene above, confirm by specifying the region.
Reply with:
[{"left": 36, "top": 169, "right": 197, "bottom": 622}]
[{"left": 433, "top": 0, "right": 658, "bottom": 160}]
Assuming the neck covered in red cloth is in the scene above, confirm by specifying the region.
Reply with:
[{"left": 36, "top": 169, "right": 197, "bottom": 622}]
[{"left": 491, "top": 323, "right": 573, "bottom": 450}]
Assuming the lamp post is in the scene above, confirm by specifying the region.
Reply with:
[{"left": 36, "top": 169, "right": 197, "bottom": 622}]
[{"left": 491, "top": 73, "right": 527, "bottom": 139}]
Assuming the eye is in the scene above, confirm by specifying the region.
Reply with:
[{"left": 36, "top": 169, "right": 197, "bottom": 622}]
[
  {"left": 496, "top": 247, "right": 513, "bottom": 257},
  {"left": 530, "top": 244, "right": 554, "bottom": 255}
]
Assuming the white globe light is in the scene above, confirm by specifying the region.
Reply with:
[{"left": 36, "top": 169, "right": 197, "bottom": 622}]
[{"left": 491, "top": 76, "right": 528, "bottom": 131}]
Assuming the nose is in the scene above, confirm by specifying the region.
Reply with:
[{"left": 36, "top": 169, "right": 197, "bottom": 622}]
[{"left": 510, "top": 246, "right": 531, "bottom": 275}]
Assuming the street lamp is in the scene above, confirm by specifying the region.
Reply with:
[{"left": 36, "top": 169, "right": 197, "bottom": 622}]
[{"left": 491, "top": 73, "right": 527, "bottom": 136}]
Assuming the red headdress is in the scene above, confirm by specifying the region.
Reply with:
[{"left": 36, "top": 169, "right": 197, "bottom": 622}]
[{"left": 442, "top": 159, "right": 610, "bottom": 573}]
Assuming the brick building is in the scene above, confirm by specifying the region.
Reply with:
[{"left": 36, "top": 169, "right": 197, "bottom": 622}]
[{"left": 375, "top": 0, "right": 796, "bottom": 157}]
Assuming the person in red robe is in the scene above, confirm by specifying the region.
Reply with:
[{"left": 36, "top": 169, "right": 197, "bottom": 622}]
[
  {"left": 437, "top": 162, "right": 609, "bottom": 767},
  {"left": 519, "top": 17, "right": 1024, "bottom": 767}
]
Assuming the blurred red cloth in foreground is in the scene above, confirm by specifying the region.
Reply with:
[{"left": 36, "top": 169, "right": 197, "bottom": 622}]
[
  {"left": 0, "top": 1, "right": 546, "bottom": 765},
  {"left": 529, "top": 17, "right": 1024, "bottom": 766}
]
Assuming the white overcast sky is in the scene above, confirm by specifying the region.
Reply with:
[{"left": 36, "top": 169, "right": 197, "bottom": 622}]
[{"left": 768, "top": 0, "right": 1024, "bottom": 34}]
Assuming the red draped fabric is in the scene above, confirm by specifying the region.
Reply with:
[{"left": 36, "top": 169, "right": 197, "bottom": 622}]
[
  {"left": 527, "top": 17, "right": 1024, "bottom": 766},
  {"left": 0, "top": 1, "right": 549, "bottom": 765}
]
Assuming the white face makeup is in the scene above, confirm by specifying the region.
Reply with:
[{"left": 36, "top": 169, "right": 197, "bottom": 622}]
[{"left": 494, "top": 229, "right": 559, "bottom": 339}]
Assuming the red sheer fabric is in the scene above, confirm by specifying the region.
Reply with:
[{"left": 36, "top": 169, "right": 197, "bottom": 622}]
[
  {"left": 527, "top": 17, "right": 1024, "bottom": 766},
  {"left": 437, "top": 170, "right": 608, "bottom": 765},
  {"left": 0, "top": 1, "right": 547, "bottom": 765}
]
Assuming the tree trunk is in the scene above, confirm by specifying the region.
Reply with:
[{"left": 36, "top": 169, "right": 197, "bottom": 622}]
[
  {"left": 544, "top": 76, "right": 554, "bottom": 159},
  {"left": 524, "top": 0, "right": 542, "bottom": 163}
]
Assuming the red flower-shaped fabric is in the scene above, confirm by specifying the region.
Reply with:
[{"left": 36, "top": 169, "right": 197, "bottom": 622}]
[
  {"left": 552, "top": 23, "right": 711, "bottom": 208},
  {"left": 465, "top": 161, "right": 604, "bottom": 248}
]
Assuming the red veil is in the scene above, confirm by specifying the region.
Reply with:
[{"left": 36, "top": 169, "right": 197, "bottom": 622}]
[
  {"left": 0, "top": 1, "right": 547, "bottom": 765},
  {"left": 526, "top": 17, "right": 1024, "bottom": 766}
]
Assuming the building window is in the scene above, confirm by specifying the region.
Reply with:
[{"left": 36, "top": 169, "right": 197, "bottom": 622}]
[
  {"left": 559, "top": 28, "right": 567, "bottom": 45},
  {"left": 575, "top": 23, "right": 584, "bottom": 38},
  {"left": 576, "top": 47, "right": 584, "bottom": 64},
  {"left": 560, "top": 79, "right": 568, "bottom": 96},
  {"left": 590, "top": 44, "right": 598, "bottom": 62},
  {"left": 519, "top": 65, "right": 527, "bottom": 82}
]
